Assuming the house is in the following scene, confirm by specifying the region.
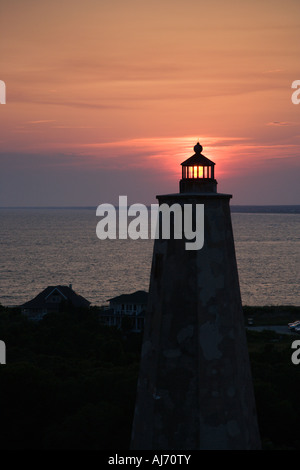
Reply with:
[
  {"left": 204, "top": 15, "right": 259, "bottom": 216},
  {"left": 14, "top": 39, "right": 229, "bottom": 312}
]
[
  {"left": 20, "top": 284, "right": 90, "bottom": 320},
  {"left": 100, "top": 290, "right": 148, "bottom": 332}
]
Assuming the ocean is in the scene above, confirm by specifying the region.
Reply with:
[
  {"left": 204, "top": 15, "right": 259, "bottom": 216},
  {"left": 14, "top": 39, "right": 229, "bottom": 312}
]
[{"left": 0, "top": 206, "right": 299, "bottom": 308}]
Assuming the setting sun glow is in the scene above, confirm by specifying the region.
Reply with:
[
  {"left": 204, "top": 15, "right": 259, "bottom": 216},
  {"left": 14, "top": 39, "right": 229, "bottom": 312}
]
[{"left": 0, "top": 0, "right": 299, "bottom": 206}]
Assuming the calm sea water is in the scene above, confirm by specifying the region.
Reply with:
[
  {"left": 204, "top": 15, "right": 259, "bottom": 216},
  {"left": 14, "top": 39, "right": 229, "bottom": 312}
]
[{"left": 0, "top": 207, "right": 299, "bottom": 307}]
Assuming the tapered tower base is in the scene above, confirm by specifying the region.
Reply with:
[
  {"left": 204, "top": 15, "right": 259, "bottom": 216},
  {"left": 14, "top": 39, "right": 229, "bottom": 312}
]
[{"left": 131, "top": 192, "right": 261, "bottom": 450}]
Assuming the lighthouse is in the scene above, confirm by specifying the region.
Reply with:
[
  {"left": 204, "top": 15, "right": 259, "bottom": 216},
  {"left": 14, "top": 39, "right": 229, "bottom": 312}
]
[{"left": 130, "top": 143, "right": 261, "bottom": 450}]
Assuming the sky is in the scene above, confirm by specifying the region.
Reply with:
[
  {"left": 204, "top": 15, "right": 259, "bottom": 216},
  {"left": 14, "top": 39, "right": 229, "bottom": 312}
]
[{"left": 0, "top": 0, "right": 299, "bottom": 206}]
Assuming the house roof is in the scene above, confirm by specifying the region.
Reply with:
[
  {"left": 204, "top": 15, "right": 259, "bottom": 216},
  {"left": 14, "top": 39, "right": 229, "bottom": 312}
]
[
  {"left": 21, "top": 285, "right": 90, "bottom": 309},
  {"left": 108, "top": 290, "right": 148, "bottom": 305}
]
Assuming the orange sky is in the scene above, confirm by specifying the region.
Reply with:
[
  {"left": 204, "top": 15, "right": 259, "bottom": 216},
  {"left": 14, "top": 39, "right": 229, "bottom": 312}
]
[{"left": 0, "top": 0, "right": 299, "bottom": 205}]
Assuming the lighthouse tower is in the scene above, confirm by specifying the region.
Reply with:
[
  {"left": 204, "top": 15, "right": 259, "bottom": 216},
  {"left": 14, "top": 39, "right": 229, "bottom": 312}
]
[{"left": 131, "top": 143, "right": 261, "bottom": 450}]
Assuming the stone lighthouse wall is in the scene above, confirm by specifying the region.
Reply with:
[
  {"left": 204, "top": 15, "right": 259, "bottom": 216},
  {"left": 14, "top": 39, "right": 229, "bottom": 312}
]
[{"left": 131, "top": 193, "right": 261, "bottom": 450}]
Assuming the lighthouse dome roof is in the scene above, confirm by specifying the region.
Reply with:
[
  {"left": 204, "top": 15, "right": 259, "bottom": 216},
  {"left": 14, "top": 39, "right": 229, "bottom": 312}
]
[{"left": 181, "top": 143, "right": 215, "bottom": 167}]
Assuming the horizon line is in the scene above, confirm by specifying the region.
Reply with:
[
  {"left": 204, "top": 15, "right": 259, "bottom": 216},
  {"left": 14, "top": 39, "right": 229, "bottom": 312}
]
[{"left": 0, "top": 204, "right": 299, "bottom": 209}]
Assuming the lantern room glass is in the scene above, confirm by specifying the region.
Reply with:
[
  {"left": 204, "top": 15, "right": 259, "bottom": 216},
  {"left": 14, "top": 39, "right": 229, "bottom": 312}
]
[{"left": 182, "top": 165, "right": 214, "bottom": 179}]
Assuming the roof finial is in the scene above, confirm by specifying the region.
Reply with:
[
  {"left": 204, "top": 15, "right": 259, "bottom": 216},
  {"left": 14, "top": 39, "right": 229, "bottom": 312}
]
[{"left": 194, "top": 142, "right": 203, "bottom": 154}]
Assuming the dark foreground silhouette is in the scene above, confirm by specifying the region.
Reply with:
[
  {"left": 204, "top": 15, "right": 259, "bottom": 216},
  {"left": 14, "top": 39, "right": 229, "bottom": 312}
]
[{"left": 0, "top": 304, "right": 300, "bottom": 450}]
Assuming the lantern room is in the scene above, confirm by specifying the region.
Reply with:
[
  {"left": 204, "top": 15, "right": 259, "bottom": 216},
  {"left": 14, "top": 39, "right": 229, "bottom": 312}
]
[{"left": 179, "top": 142, "right": 217, "bottom": 194}]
